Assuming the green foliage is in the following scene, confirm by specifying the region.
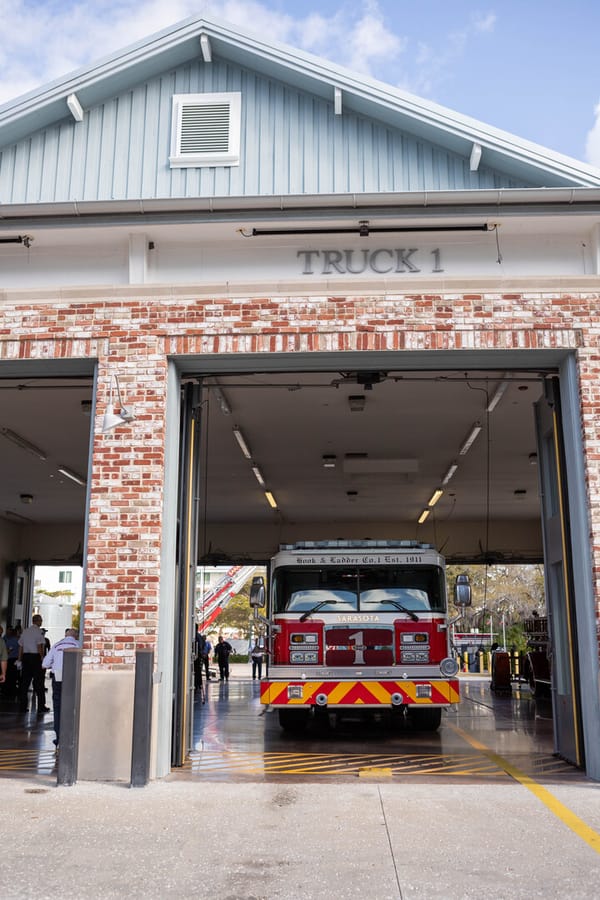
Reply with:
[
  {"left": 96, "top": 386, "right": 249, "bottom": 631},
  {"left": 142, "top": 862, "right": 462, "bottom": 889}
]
[{"left": 447, "top": 563, "right": 545, "bottom": 638}]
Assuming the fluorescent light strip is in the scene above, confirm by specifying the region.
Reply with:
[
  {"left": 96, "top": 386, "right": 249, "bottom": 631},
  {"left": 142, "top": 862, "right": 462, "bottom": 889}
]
[
  {"left": 3, "top": 509, "right": 33, "bottom": 524},
  {"left": 487, "top": 380, "right": 509, "bottom": 413},
  {"left": 57, "top": 466, "right": 87, "bottom": 486},
  {"left": 264, "top": 491, "right": 278, "bottom": 509},
  {"left": 441, "top": 463, "right": 458, "bottom": 485},
  {"left": 427, "top": 489, "right": 443, "bottom": 508},
  {"left": 252, "top": 466, "right": 266, "bottom": 488},
  {"left": 459, "top": 422, "right": 482, "bottom": 456},
  {"left": 418, "top": 508, "right": 430, "bottom": 525},
  {"left": 0, "top": 427, "right": 47, "bottom": 461},
  {"left": 212, "top": 385, "right": 231, "bottom": 416},
  {"left": 233, "top": 427, "right": 252, "bottom": 459}
]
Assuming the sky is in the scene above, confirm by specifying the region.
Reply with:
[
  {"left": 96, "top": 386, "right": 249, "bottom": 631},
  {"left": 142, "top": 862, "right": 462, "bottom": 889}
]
[{"left": 1, "top": 0, "right": 600, "bottom": 169}]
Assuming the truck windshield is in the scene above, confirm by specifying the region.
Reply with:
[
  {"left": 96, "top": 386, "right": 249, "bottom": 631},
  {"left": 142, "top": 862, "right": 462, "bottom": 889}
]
[{"left": 273, "top": 565, "right": 446, "bottom": 614}]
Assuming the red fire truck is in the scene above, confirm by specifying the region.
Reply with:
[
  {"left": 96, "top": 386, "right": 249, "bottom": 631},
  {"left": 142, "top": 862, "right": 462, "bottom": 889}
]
[{"left": 251, "top": 540, "right": 471, "bottom": 732}]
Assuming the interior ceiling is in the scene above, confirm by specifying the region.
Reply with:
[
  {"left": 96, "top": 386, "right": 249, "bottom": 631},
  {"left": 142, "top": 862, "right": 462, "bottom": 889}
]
[{"left": 0, "top": 368, "right": 546, "bottom": 562}]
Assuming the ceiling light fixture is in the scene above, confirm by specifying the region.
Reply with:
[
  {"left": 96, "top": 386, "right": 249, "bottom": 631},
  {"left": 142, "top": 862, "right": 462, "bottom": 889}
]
[
  {"left": 0, "top": 427, "right": 47, "bottom": 461},
  {"left": 212, "top": 385, "right": 231, "bottom": 416},
  {"left": 3, "top": 509, "right": 33, "bottom": 524},
  {"left": 459, "top": 422, "right": 482, "bottom": 456},
  {"left": 441, "top": 463, "right": 458, "bottom": 485},
  {"left": 427, "top": 489, "right": 443, "bottom": 508},
  {"left": 57, "top": 466, "right": 87, "bottom": 487},
  {"left": 101, "top": 374, "right": 135, "bottom": 433},
  {"left": 348, "top": 395, "right": 366, "bottom": 412},
  {"left": 322, "top": 455, "right": 337, "bottom": 468},
  {"left": 20, "top": 493, "right": 34, "bottom": 504},
  {"left": 418, "top": 509, "right": 430, "bottom": 525},
  {"left": 233, "top": 427, "right": 252, "bottom": 460},
  {"left": 252, "top": 466, "right": 266, "bottom": 487},
  {"left": 486, "top": 379, "right": 509, "bottom": 413},
  {"left": 264, "top": 491, "right": 278, "bottom": 509}
]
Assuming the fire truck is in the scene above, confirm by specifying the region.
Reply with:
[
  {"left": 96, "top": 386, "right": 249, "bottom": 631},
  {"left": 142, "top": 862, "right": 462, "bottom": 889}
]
[{"left": 250, "top": 540, "right": 471, "bottom": 732}]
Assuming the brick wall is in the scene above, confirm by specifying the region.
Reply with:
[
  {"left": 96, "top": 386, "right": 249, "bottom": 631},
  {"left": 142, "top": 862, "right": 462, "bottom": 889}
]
[{"left": 1, "top": 289, "right": 599, "bottom": 666}]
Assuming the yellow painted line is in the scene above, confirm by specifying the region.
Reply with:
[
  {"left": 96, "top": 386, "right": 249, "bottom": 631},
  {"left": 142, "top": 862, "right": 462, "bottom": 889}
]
[
  {"left": 450, "top": 724, "right": 600, "bottom": 856},
  {"left": 184, "top": 749, "right": 507, "bottom": 778},
  {"left": 359, "top": 766, "right": 393, "bottom": 778}
]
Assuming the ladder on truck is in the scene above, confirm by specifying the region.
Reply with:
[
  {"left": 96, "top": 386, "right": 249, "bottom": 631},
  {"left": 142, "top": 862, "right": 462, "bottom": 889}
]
[{"left": 196, "top": 565, "right": 257, "bottom": 630}]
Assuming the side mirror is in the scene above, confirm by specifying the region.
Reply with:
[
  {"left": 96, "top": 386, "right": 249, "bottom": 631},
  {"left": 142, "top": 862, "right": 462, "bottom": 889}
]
[
  {"left": 249, "top": 576, "right": 266, "bottom": 609},
  {"left": 454, "top": 573, "right": 472, "bottom": 608}
]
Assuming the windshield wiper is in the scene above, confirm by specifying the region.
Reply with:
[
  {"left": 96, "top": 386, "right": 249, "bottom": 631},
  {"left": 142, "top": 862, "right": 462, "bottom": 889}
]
[
  {"left": 378, "top": 600, "right": 419, "bottom": 622},
  {"left": 299, "top": 600, "right": 338, "bottom": 622}
]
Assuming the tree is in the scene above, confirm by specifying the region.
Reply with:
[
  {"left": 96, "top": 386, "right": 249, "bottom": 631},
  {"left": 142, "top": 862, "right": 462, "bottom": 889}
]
[{"left": 447, "top": 563, "right": 545, "bottom": 643}]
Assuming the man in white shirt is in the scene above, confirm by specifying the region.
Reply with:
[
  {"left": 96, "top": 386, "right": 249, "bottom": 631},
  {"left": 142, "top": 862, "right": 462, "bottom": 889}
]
[
  {"left": 42, "top": 628, "right": 80, "bottom": 747},
  {"left": 17, "top": 614, "right": 49, "bottom": 714}
]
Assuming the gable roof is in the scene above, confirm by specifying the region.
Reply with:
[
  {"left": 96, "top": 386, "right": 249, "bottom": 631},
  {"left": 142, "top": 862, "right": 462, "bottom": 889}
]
[{"left": 1, "top": 13, "right": 599, "bottom": 195}]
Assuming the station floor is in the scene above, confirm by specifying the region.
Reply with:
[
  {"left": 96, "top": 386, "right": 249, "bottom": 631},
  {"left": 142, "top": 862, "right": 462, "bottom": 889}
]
[
  {"left": 0, "top": 665, "right": 589, "bottom": 785},
  {"left": 3, "top": 667, "right": 600, "bottom": 899}
]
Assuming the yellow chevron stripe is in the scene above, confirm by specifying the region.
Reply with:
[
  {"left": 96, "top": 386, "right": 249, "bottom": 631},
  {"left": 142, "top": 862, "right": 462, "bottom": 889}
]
[{"left": 262, "top": 680, "right": 460, "bottom": 705}]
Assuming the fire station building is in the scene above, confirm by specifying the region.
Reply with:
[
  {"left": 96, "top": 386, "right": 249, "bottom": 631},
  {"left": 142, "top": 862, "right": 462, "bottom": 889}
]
[{"left": 1, "top": 15, "right": 600, "bottom": 782}]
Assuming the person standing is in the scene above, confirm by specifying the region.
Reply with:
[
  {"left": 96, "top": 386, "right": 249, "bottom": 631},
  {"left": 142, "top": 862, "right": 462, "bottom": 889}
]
[
  {"left": 250, "top": 640, "right": 264, "bottom": 680},
  {"left": 42, "top": 628, "right": 80, "bottom": 747},
  {"left": 213, "top": 635, "right": 232, "bottom": 681},
  {"left": 0, "top": 632, "right": 7, "bottom": 688},
  {"left": 17, "top": 614, "right": 49, "bottom": 714},
  {"left": 3, "top": 627, "right": 20, "bottom": 701}
]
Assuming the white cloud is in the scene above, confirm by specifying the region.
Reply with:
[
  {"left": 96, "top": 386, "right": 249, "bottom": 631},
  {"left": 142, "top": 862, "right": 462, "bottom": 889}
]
[
  {"left": 0, "top": 1, "right": 409, "bottom": 107},
  {"left": 585, "top": 101, "right": 600, "bottom": 168}
]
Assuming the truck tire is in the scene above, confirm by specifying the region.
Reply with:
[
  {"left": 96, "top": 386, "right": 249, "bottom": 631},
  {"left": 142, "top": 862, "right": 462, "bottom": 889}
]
[
  {"left": 278, "top": 708, "right": 309, "bottom": 733},
  {"left": 407, "top": 707, "right": 442, "bottom": 731}
]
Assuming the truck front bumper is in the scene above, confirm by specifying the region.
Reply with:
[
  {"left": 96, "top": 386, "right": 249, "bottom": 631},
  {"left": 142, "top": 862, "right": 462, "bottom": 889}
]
[{"left": 260, "top": 679, "right": 460, "bottom": 708}]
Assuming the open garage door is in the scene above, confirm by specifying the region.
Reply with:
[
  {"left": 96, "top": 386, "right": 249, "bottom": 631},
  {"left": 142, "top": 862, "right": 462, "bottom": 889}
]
[
  {"left": 535, "top": 378, "right": 583, "bottom": 767},
  {"left": 171, "top": 382, "right": 203, "bottom": 767}
]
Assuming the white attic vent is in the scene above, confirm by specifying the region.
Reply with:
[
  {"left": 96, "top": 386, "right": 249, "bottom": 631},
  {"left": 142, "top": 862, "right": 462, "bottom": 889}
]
[{"left": 170, "top": 92, "right": 241, "bottom": 168}]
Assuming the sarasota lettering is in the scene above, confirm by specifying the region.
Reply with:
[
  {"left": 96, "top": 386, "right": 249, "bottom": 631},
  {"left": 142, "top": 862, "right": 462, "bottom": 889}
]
[{"left": 298, "top": 248, "right": 444, "bottom": 275}]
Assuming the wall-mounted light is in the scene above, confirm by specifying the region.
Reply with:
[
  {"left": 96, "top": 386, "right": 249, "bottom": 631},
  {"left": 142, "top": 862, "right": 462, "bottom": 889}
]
[
  {"left": 418, "top": 509, "right": 430, "bottom": 524},
  {"left": 427, "top": 489, "right": 443, "bottom": 508},
  {"left": 80, "top": 400, "right": 92, "bottom": 417},
  {"left": 441, "top": 463, "right": 458, "bottom": 485},
  {"left": 57, "top": 466, "right": 87, "bottom": 487},
  {"left": 459, "top": 422, "right": 482, "bottom": 456},
  {"left": 102, "top": 375, "right": 135, "bottom": 433},
  {"left": 264, "top": 491, "right": 278, "bottom": 509},
  {"left": 233, "top": 427, "right": 252, "bottom": 460},
  {"left": 0, "top": 427, "right": 47, "bottom": 461}
]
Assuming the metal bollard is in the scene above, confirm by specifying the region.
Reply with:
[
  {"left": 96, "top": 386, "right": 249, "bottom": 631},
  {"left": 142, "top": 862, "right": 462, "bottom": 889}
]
[
  {"left": 57, "top": 648, "right": 83, "bottom": 786},
  {"left": 130, "top": 649, "right": 154, "bottom": 787},
  {"left": 462, "top": 651, "right": 469, "bottom": 673}
]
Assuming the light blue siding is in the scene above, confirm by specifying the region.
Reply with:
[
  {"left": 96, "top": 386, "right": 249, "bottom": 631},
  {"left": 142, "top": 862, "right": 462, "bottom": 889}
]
[{"left": 0, "top": 58, "right": 532, "bottom": 205}]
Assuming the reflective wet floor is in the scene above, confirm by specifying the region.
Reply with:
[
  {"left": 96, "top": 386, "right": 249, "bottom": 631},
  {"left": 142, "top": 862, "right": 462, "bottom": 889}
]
[
  {"left": 0, "top": 666, "right": 587, "bottom": 784},
  {"left": 181, "top": 665, "right": 584, "bottom": 784}
]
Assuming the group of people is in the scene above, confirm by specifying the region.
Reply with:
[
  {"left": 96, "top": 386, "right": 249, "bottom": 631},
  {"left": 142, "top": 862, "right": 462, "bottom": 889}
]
[
  {"left": 1, "top": 614, "right": 80, "bottom": 748},
  {"left": 193, "top": 630, "right": 267, "bottom": 687}
]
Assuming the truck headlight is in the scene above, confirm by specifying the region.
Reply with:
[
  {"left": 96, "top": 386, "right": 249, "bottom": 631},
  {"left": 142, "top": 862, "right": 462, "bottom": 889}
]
[{"left": 440, "top": 657, "right": 459, "bottom": 677}]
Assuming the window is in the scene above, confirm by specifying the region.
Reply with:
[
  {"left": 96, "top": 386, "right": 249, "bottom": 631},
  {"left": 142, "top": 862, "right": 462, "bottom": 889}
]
[
  {"left": 58, "top": 570, "right": 72, "bottom": 584},
  {"left": 169, "top": 92, "right": 241, "bottom": 168}
]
